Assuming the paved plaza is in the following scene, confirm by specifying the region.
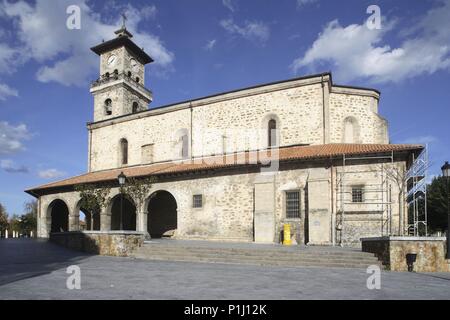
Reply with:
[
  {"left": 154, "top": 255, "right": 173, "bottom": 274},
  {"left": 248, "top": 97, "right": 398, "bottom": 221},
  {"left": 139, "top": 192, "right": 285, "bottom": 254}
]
[{"left": 0, "top": 239, "right": 449, "bottom": 300}]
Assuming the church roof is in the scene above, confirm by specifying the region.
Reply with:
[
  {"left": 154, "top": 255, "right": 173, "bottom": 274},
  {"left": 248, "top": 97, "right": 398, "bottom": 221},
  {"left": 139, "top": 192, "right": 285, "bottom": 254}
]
[{"left": 26, "top": 143, "right": 423, "bottom": 196}]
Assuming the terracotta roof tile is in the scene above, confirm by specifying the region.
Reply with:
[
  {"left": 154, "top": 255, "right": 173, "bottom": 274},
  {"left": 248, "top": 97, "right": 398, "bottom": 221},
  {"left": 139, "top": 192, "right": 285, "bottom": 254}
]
[{"left": 26, "top": 143, "right": 423, "bottom": 194}]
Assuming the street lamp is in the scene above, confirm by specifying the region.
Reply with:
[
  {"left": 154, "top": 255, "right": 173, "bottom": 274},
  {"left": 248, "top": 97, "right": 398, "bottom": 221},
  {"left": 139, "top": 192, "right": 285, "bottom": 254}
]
[
  {"left": 441, "top": 161, "right": 450, "bottom": 259},
  {"left": 118, "top": 172, "right": 127, "bottom": 230}
]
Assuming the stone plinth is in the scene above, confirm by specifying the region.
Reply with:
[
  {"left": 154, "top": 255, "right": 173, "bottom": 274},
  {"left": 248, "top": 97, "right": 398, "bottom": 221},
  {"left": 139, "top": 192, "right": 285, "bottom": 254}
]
[
  {"left": 50, "top": 231, "right": 145, "bottom": 257},
  {"left": 361, "top": 236, "right": 450, "bottom": 272}
]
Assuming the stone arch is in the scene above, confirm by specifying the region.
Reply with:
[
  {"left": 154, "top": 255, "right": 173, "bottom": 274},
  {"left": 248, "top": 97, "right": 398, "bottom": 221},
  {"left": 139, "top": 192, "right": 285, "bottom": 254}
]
[
  {"left": 47, "top": 199, "right": 70, "bottom": 233},
  {"left": 261, "top": 114, "right": 281, "bottom": 148},
  {"left": 109, "top": 193, "right": 136, "bottom": 231},
  {"left": 343, "top": 116, "right": 360, "bottom": 144},
  {"left": 76, "top": 200, "right": 100, "bottom": 231},
  {"left": 132, "top": 101, "right": 139, "bottom": 113},
  {"left": 104, "top": 99, "right": 112, "bottom": 116},
  {"left": 146, "top": 190, "right": 178, "bottom": 238}
]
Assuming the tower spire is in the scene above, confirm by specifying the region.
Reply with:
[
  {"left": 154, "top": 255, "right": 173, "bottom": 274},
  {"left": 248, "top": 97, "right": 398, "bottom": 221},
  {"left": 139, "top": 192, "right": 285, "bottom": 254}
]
[
  {"left": 121, "top": 12, "right": 127, "bottom": 29},
  {"left": 114, "top": 12, "right": 133, "bottom": 38}
]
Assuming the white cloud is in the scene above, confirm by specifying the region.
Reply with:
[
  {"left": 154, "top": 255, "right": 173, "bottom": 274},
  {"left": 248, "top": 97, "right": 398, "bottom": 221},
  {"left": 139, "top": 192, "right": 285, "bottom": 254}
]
[
  {"left": 222, "top": 0, "right": 235, "bottom": 12},
  {"left": 0, "top": 43, "right": 20, "bottom": 74},
  {"left": 0, "top": 0, "right": 174, "bottom": 86},
  {"left": 291, "top": 0, "right": 450, "bottom": 83},
  {"left": 297, "top": 0, "right": 317, "bottom": 8},
  {"left": 0, "top": 159, "right": 28, "bottom": 173},
  {"left": 220, "top": 18, "right": 270, "bottom": 44},
  {"left": 204, "top": 39, "right": 217, "bottom": 51},
  {"left": 0, "top": 121, "right": 31, "bottom": 155},
  {"left": 38, "top": 168, "right": 66, "bottom": 179},
  {"left": 0, "top": 82, "right": 18, "bottom": 100}
]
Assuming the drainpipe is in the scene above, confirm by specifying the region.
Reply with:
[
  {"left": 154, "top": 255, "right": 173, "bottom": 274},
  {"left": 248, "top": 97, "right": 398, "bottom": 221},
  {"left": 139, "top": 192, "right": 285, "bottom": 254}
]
[
  {"left": 330, "top": 158, "right": 336, "bottom": 246},
  {"left": 88, "top": 126, "right": 93, "bottom": 172},
  {"left": 321, "top": 74, "right": 326, "bottom": 144},
  {"left": 190, "top": 102, "right": 193, "bottom": 160}
]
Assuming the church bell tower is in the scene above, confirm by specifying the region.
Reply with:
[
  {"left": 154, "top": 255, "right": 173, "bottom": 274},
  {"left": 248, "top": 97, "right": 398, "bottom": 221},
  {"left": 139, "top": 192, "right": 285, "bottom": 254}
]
[{"left": 90, "top": 17, "right": 153, "bottom": 122}]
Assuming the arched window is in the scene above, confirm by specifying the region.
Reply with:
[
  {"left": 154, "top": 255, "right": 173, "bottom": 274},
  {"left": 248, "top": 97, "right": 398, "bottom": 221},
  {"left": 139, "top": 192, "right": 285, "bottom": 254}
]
[
  {"left": 181, "top": 134, "right": 189, "bottom": 159},
  {"left": 104, "top": 99, "right": 112, "bottom": 116},
  {"left": 127, "top": 71, "right": 132, "bottom": 77},
  {"left": 268, "top": 119, "right": 277, "bottom": 147},
  {"left": 132, "top": 102, "right": 139, "bottom": 113},
  {"left": 135, "top": 77, "right": 140, "bottom": 83},
  {"left": 343, "top": 117, "right": 359, "bottom": 144},
  {"left": 120, "top": 138, "right": 128, "bottom": 165},
  {"left": 105, "top": 72, "right": 110, "bottom": 79},
  {"left": 113, "top": 69, "right": 119, "bottom": 79}
]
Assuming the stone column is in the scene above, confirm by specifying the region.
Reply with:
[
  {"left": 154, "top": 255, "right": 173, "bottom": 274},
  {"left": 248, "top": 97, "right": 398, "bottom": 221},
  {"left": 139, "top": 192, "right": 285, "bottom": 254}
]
[
  {"left": 69, "top": 214, "right": 80, "bottom": 231},
  {"left": 136, "top": 208, "right": 150, "bottom": 239},
  {"left": 100, "top": 208, "right": 111, "bottom": 231}
]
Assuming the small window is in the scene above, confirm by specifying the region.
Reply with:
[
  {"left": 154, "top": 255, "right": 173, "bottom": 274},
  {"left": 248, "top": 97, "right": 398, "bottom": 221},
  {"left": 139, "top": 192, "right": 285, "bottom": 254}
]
[
  {"left": 193, "top": 195, "right": 203, "bottom": 208},
  {"left": 105, "top": 72, "right": 110, "bottom": 79},
  {"left": 127, "top": 71, "right": 132, "bottom": 77},
  {"left": 104, "top": 99, "right": 112, "bottom": 116},
  {"left": 268, "top": 119, "right": 277, "bottom": 147},
  {"left": 286, "top": 191, "right": 300, "bottom": 219},
  {"left": 120, "top": 138, "right": 128, "bottom": 165},
  {"left": 135, "top": 77, "right": 140, "bottom": 83},
  {"left": 352, "top": 186, "right": 364, "bottom": 203}
]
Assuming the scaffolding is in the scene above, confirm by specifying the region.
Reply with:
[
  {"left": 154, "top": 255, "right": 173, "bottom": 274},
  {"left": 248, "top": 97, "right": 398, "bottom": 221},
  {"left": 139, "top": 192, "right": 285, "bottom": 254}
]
[
  {"left": 336, "top": 152, "right": 394, "bottom": 246},
  {"left": 405, "top": 147, "right": 428, "bottom": 236}
]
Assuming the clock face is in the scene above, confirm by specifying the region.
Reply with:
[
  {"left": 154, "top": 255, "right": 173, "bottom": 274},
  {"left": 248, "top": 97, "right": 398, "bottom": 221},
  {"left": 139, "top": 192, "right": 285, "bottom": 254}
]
[
  {"left": 107, "top": 54, "right": 117, "bottom": 66},
  {"left": 130, "top": 58, "right": 139, "bottom": 72}
]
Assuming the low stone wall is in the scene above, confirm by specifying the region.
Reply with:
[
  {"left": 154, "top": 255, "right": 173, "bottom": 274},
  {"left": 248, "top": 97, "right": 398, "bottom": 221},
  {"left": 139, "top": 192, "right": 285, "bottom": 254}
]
[
  {"left": 361, "top": 236, "right": 450, "bottom": 272},
  {"left": 50, "top": 231, "right": 145, "bottom": 257}
]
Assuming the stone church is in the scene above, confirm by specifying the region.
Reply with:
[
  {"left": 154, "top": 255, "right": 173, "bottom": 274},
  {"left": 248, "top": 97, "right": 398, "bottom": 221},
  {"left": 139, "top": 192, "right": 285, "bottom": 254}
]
[{"left": 26, "top": 25, "right": 423, "bottom": 246}]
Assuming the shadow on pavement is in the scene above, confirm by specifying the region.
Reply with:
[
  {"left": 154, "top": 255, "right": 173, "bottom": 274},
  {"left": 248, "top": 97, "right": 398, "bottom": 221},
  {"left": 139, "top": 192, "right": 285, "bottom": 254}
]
[{"left": 0, "top": 238, "right": 91, "bottom": 287}]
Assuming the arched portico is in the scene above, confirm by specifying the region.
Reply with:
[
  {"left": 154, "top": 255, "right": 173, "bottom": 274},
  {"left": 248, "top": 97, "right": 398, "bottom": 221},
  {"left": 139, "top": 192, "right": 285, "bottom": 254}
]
[
  {"left": 147, "top": 190, "right": 178, "bottom": 238},
  {"left": 48, "top": 199, "right": 70, "bottom": 233},
  {"left": 110, "top": 194, "right": 137, "bottom": 231},
  {"left": 80, "top": 208, "right": 100, "bottom": 231}
]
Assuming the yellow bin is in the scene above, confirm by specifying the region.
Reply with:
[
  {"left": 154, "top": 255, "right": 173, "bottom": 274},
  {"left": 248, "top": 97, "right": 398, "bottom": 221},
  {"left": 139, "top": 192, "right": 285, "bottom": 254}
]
[{"left": 283, "top": 223, "right": 292, "bottom": 246}]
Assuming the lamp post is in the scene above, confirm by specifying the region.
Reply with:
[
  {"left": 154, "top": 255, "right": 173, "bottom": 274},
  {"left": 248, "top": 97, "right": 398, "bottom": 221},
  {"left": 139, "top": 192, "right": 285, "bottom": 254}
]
[
  {"left": 441, "top": 161, "right": 450, "bottom": 259},
  {"left": 118, "top": 172, "right": 127, "bottom": 230}
]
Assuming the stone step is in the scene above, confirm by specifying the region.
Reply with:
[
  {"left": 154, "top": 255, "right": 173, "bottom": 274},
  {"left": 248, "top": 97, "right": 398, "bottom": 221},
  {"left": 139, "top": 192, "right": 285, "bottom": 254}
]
[
  {"left": 132, "top": 254, "right": 378, "bottom": 269},
  {"left": 136, "top": 247, "right": 378, "bottom": 263},
  {"left": 137, "top": 245, "right": 377, "bottom": 259},
  {"left": 133, "top": 244, "right": 381, "bottom": 269},
  {"left": 134, "top": 253, "right": 379, "bottom": 265}
]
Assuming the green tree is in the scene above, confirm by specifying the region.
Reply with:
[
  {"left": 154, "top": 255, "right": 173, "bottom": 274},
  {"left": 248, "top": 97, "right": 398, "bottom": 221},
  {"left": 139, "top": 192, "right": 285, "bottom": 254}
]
[
  {"left": 122, "top": 177, "right": 156, "bottom": 211},
  {"left": 9, "top": 214, "right": 21, "bottom": 235},
  {"left": 74, "top": 183, "right": 111, "bottom": 230},
  {"left": 0, "top": 203, "right": 8, "bottom": 235},
  {"left": 427, "top": 176, "right": 449, "bottom": 233},
  {"left": 19, "top": 200, "right": 38, "bottom": 236}
]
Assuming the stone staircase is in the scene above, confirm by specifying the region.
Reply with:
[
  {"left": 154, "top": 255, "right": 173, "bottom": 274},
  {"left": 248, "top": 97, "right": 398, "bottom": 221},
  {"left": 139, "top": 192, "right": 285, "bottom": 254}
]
[{"left": 132, "top": 240, "right": 382, "bottom": 269}]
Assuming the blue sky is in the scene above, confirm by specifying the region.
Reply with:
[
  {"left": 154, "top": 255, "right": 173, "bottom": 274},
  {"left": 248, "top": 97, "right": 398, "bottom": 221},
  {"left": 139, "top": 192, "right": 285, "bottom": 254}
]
[{"left": 0, "top": 0, "right": 449, "bottom": 216}]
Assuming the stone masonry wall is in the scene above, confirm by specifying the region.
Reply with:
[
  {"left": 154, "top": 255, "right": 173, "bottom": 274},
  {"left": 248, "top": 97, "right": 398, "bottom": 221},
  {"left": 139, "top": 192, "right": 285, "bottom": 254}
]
[{"left": 89, "top": 78, "right": 384, "bottom": 172}]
